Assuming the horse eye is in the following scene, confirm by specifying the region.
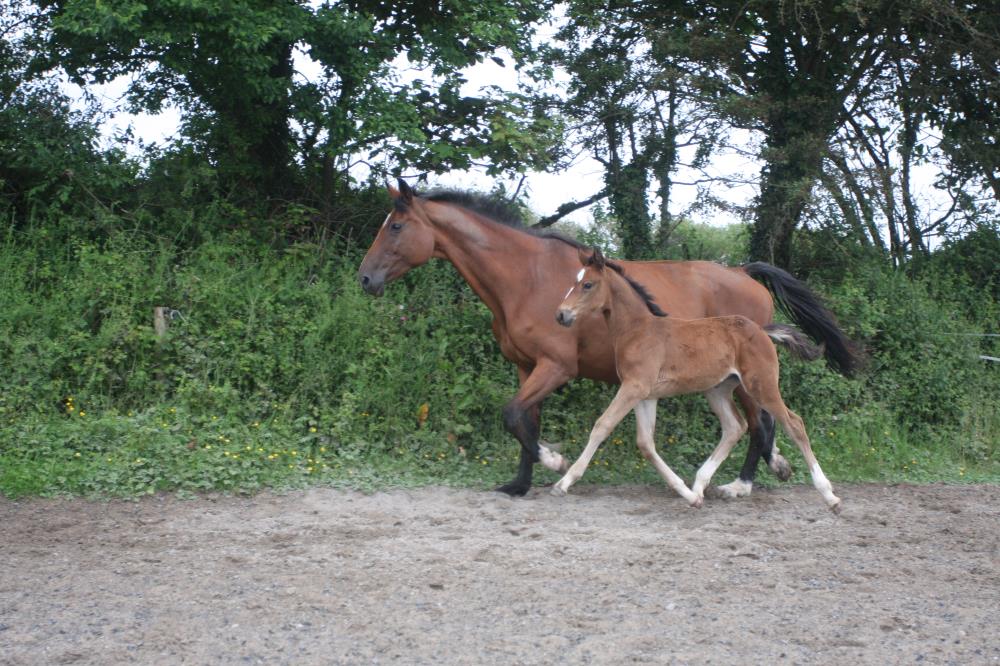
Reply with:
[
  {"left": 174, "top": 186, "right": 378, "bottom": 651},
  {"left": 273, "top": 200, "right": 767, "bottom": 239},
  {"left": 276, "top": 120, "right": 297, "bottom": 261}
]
[
  {"left": 582, "top": 282, "right": 593, "bottom": 290},
  {"left": 390, "top": 222, "right": 403, "bottom": 231}
]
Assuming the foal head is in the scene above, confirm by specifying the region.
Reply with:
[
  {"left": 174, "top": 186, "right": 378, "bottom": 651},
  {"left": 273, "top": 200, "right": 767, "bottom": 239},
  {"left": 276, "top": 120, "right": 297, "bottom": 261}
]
[
  {"left": 556, "top": 247, "right": 668, "bottom": 327},
  {"left": 358, "top": 178, "right": 436, "bottom": 296},
  {"left": 555, "top": 248, "right": 613, "bottom": 327}
]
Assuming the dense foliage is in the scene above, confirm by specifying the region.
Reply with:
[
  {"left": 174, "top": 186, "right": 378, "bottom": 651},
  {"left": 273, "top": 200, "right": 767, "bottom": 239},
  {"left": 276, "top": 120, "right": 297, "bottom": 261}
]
[{"left": 2, "top": 206, "right": 997, "bottom": 497}]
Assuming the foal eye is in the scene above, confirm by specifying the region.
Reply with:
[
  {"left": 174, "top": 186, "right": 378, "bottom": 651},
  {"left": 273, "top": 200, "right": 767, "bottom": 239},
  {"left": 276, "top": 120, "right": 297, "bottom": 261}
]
[
  {"left": 582, "top": 282, "right": 593, "bottom": 290},
  {"left": 390, "top": 222, "right": 403, "bottom": 231}
]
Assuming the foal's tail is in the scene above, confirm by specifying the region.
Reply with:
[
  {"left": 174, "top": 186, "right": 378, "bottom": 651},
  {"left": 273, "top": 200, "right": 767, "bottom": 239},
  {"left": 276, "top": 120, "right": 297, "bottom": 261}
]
[
  {"left": 744, "top": 262, "right": 861, "bottom": 376},
  {"left": 764, "top": 324, "right": 823, "bottom": 362}
]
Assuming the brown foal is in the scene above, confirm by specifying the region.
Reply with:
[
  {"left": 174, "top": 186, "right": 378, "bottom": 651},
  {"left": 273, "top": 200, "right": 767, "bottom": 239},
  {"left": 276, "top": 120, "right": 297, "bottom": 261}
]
[{"left": 553, "top": 248, "right": 842, "bottom": 512}]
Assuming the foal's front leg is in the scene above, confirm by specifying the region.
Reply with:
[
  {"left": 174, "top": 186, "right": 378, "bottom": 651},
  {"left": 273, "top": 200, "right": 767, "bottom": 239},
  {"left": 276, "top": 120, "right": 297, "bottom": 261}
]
[
  {"left": 552, "top": 382, "right": 645, "bottom": 496},
  {"left": 634, "top": 399, "right": 702, "bottom": 507}
]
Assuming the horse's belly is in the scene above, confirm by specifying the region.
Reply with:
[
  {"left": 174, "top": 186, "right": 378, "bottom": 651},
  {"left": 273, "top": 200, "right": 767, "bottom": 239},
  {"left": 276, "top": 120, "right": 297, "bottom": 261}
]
[{"left": 652, "top": 371, "right": 733, "bottom": 398}]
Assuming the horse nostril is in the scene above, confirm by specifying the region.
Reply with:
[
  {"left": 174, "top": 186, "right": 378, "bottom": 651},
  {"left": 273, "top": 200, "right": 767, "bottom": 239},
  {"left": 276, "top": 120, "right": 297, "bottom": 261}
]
[{"left": 361, "top": 275, "right": 371, "bottom": 287}]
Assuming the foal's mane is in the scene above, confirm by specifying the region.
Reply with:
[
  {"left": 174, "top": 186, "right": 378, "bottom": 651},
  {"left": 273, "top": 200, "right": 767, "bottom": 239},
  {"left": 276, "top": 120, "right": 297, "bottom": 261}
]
[
  {"left": 400, "top": 188, "right": 588, "bottom": 251},
  {"left": 604, "top": 260, "right": 668, "bottom": 318}
]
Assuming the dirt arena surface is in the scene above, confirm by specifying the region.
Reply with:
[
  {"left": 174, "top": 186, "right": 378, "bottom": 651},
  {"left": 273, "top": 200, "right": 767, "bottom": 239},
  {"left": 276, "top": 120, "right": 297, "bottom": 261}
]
[{"left": 2, "top": 483, "right": 998, "bottom": 665}]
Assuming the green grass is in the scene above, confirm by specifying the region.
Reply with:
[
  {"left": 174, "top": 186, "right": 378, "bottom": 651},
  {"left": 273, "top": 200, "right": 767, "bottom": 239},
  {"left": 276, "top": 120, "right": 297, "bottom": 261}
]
[{"left": 2, "top": 401, "right": 997, "bottom": 500}]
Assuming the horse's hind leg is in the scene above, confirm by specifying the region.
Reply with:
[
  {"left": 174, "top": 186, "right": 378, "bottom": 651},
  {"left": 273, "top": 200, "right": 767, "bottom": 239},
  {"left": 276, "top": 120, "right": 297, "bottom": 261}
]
[
  {"left": 715, "top": 388, "right": 791, "bottom": 499},
  {"left": 691, "top": 385, "right": 749, "bottom": 502},
  {"left": 633, "top": 399, "right": 701, "bottom": 507}
]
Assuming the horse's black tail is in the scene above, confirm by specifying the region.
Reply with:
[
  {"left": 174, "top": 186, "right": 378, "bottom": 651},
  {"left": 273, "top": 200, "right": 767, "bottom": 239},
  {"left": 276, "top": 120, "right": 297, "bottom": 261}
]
[{"left": 744, "top": 262, "right": 861, "bottom": 377}]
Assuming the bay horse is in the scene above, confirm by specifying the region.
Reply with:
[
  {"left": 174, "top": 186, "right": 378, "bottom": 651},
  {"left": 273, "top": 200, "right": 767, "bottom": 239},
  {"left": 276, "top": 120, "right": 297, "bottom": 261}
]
[
  {"left": 552, "top": 247, "right": 841, "bottom": 512},
  {"left": 358, "top": 179, "right": 857, "bottom": 497}
]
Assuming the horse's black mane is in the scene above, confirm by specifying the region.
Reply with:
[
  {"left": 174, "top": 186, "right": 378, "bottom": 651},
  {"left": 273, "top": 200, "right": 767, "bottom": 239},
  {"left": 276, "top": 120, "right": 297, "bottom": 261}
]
[
  {"left": 605, "top": 260, "right": 668, "bottom": 318},
  {"left": 400, "top": 187, "right": 664, "bottom": 316},
  {"left": 407, "top": 188, "right": 588, "bottom": 250}
]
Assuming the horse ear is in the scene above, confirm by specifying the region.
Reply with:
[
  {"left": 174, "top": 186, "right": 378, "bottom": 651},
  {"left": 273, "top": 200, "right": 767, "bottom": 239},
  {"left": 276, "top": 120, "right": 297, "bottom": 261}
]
[
  {"left": 577, "top": 247, "right": 591, "bottom": 266},
  {"left": 397, "top": 177, "right": 415, "bottom": 203},
  {"left": 387, "top": 179, "right": 400, "bottom": 199}
]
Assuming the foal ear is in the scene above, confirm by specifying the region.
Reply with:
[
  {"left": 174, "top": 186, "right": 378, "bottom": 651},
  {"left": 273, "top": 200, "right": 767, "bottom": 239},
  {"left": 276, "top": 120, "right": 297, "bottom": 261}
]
[
  {"left": 590, "top": 246, "right": 606, "bottom": 268},
  {"left": 397, "top": 177, "right": 415, "bottom": 203},
  {"left": 386, "top": 179, "right": 400, "bottom": 199},
  {"left": 577, "top": 247, "right": 592, "bottom": 266}
]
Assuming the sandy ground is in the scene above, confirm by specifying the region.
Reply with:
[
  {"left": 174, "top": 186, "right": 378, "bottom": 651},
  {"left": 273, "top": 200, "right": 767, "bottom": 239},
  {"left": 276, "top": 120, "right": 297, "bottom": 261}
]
[{"left": 2, "top": 483, "right": 999, "bottom": 665}]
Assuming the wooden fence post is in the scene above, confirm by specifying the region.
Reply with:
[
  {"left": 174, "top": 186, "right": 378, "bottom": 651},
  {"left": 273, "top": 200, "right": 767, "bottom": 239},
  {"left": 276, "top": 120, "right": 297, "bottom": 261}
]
[{"left": 154, "top": 307, "right": 169, "bottom": 339}]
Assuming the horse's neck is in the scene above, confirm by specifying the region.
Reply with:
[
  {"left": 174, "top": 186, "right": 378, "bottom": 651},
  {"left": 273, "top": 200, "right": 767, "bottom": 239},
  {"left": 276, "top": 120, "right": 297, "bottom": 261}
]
[
  {"left": 426, "top": 202, "right": 557, "bottom": 319},
  {"left": 605, "top": 271, "right": 660, "bottom": 341}
]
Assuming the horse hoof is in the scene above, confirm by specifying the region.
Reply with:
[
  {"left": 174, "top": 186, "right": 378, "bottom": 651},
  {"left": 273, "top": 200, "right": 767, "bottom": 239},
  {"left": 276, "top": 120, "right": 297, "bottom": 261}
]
[
  {"left": 770, "top": 455, "right": 793, "bottom": 482},
  {"left": 689, "top": 496, "right": 703, "bottom": 509},
  {"left": 707, "top": 479, "right": 752, "bottom": 499},
  {"left": 550, "top": 485, "right": 567, "bottom": 498},
  {"left": 495, "top": 482, "right": 529, "bottom": 497},
  {"left": 829, "top": 498, "right": 843, "bottom": 514},
  {"left": 539, "top": 439, "right": 562, "bottom": 452}
]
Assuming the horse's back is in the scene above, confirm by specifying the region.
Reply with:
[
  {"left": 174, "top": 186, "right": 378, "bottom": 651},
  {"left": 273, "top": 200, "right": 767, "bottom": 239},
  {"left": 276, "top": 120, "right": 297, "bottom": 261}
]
[{"left": 621, "top": 260, "right": 773, "bottom": 324}]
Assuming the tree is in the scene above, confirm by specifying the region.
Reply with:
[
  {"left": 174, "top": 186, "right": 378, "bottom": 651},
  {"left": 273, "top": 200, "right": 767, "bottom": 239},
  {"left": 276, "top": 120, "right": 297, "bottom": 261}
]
[
  {"left": 805, "top": 1, "right": 1000, "bottom": 268},
  {"left": 41, "top": 0, "right": 560, "bottom": 202},
  {"left": 546, "top": 2, "right": 724, "bottom": 259},
  {"left": 658, "top": 0, "right": 895, "bottom": 267},
  {"left": 1, "top": 0, "right": 132, "bottom": 221}
]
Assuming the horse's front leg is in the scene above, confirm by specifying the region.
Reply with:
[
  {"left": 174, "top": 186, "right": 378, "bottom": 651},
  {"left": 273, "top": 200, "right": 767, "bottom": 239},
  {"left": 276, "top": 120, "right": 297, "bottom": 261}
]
[
  {"left": 552, "top": 382, "right": 644, "bottom": 496},
  {"left": 496, "top": 360, "right": 572, "bottom": 497}
]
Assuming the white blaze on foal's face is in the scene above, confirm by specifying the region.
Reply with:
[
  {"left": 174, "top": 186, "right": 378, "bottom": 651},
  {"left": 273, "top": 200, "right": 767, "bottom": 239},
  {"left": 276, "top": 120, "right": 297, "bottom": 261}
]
[{"left": 564, "top": 268, "right": 586, "bottom": 300}]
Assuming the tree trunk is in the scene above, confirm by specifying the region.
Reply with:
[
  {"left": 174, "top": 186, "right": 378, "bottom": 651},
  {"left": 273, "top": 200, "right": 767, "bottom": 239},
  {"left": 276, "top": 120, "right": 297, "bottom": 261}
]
[
  {"left": 603, "top": 115, "right": 653, "bottom": 259},
  {"left": 750, "top": 113, "right": 825, "bottom": 267},
  {"left": 750, "top": 161, "right": 814, "bottom": 267}
]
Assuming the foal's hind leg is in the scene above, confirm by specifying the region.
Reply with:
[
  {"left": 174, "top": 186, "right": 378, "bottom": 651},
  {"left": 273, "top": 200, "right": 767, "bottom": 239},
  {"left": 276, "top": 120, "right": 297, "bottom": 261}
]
[
  {"left": 715, "top": 389, "right": 791, "bottom": 500},
  {"left": 633, "top": 399, "right": 701, "bottom": 507},
  {"left": 691, "top": 386, "right": 748, "bottom": 502},
  {"left": 770, "top": 406, "right": 841, "bottom": 512},
  {"left": 753, "top": 387, "right": 841, "bottom": 512}
]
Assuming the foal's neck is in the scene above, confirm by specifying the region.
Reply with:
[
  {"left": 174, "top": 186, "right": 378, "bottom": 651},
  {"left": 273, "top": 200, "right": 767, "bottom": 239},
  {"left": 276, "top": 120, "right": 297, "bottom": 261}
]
[{"left": 604, "top": 269, "right": 663, "bottom": 340}]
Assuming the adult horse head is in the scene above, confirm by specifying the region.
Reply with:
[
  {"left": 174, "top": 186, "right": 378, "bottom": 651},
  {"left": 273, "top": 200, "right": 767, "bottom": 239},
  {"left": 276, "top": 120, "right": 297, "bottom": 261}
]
[{"left": 358, "top": 179, "right": 435, "bottom": 296}]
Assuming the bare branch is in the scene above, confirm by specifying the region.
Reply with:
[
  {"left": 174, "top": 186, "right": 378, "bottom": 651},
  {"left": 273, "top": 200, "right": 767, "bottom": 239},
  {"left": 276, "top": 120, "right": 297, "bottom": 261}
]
[{"left": 533, "top": 188, "right": 611, "bottom": 227}]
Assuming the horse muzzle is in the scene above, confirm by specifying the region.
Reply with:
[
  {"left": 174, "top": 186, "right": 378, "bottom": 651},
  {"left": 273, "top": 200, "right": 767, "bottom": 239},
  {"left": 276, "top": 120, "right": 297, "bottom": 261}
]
[
  {"left": 359, "top": 271, "right": 386, "bottom": 297},
  {"left": 555, "top": 308, "right": 576, "bottom": 327}
]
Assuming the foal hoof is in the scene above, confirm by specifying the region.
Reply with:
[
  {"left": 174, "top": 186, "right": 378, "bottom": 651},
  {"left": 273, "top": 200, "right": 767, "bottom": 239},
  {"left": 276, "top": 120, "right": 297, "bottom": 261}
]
[
  {"left": 495, "top": 482, "right": 529, "bottom": 497},
  {"left": 689, "top": 496, "right": 703, "bottom": 509},
  {"left": 770, "top": 455, "right": 793, "bottom": 482},
  {"left": 549, "top": 485, "right": 568, "bottom": 498},
  {"left": 829, "top": 498, "right": 843, "bottom": 515}
]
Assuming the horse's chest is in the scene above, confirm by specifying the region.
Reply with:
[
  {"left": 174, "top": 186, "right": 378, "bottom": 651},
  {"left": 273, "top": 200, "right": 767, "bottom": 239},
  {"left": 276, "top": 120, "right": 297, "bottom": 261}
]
[{"left": 493, "top": 320, "right": 533, "bottom": 365}]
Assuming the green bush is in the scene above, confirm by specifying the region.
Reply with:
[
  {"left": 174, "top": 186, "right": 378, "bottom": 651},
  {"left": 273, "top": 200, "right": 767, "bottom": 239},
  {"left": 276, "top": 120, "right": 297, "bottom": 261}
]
[{"left": 1, "top": 215, "right": 998, "bottom": 497}]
